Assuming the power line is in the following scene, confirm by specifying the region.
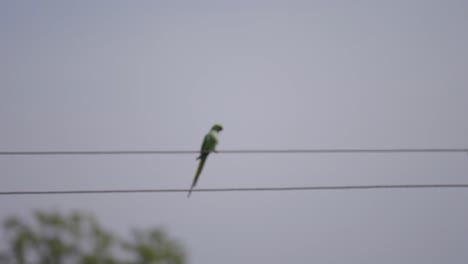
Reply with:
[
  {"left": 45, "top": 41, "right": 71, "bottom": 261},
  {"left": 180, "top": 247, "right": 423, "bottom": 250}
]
[
  {"left": 0, "top": 148, "right": 467, "bottom": 156},
  {"left": 1, "top": 184, "right": 468, "bottom": 195}
]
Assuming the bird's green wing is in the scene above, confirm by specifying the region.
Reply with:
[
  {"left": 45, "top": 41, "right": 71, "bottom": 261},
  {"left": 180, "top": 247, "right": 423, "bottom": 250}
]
[
  {"left": 197, "top": 133, "right": 217, "bottom": 158},
  {"left": 197, "top": 134, "right": 210, "bottom": 159},
  {"left": 203, "top": 132, "right": 218, "bottom": 151}
]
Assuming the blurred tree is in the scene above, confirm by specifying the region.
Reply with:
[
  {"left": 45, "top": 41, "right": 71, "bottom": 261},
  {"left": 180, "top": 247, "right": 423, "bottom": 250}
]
[{"left": 0, "top": 211, "right": 185, "bottom": 264}]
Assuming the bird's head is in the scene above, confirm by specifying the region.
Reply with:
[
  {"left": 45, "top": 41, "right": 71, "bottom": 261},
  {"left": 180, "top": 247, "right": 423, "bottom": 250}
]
[{"left": 211, "top": 124, "right": 223, "bottom": 132}]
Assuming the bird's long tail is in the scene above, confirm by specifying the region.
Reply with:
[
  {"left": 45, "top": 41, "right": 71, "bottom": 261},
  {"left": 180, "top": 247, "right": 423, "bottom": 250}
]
[{"left": 188, "top": 155, "right": 207, "bottom": 198}]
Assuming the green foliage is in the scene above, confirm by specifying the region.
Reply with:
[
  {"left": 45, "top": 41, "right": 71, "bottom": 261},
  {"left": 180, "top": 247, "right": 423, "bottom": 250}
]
[
  {"left": 1, "top": 211, "right": 185, "bottom": 264},
  {"left": 123, "top": 230, "right": 185, "bottom": 264}
]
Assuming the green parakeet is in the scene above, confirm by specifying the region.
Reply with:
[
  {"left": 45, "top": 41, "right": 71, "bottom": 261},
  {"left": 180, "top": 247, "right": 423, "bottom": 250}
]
[{"left": 188, "top": 124, "right": 223, "bottom": 197}]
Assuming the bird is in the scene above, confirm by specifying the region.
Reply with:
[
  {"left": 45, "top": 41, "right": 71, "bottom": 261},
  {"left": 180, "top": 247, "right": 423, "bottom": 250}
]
[{"left": 188, "top": 124, "right": 223, "bottom": 197}]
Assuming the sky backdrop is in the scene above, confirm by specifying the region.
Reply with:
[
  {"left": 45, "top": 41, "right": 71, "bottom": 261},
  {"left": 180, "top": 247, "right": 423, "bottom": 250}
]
[{"left": 1, "top": 1, "right": 468, "bottom": 263}]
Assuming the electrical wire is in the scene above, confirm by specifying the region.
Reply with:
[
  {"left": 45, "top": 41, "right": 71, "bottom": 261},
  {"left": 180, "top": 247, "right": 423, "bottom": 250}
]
[
  {"left": 0, "top": 148, "right": 467, "bottom": 155},
  {"left": 1, "top": 184, "right": 468, "bottom": 195}
]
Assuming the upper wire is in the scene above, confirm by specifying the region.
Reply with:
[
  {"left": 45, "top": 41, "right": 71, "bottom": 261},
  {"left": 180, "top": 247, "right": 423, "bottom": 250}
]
[{"left": 0, "top": 148, "right": 467, "bottom": 155}]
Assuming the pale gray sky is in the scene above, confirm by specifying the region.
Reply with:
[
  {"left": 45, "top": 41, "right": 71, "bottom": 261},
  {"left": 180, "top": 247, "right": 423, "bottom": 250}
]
[{"left": 1, "top": 1, "right": 468, "bottom": 263}]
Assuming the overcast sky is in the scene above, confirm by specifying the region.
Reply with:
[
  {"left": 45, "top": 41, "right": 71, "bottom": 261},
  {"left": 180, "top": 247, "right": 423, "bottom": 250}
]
[{"left": 1, "top": 1, "right": 468, "bottom": 263}]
